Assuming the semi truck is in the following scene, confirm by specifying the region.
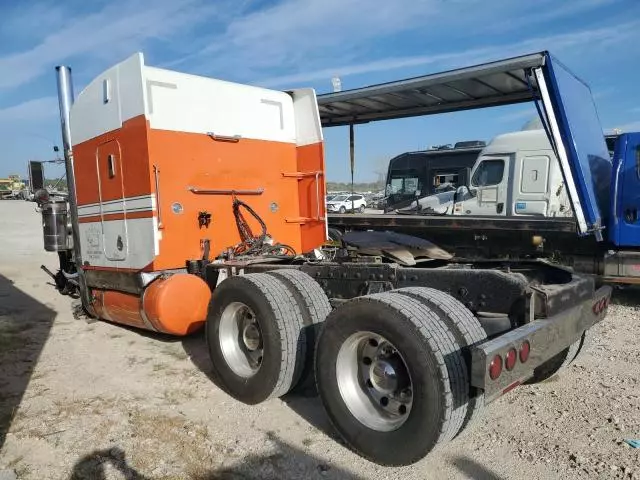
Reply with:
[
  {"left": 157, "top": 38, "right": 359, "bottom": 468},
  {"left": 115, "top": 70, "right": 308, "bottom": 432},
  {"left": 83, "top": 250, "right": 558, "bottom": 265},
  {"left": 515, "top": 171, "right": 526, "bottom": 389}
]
[
  {"left": 395, "top": 127, "right": 575, "bottom": 217},
  {"left": 38, "top": 51, "right": 612, "bottom": 466}
]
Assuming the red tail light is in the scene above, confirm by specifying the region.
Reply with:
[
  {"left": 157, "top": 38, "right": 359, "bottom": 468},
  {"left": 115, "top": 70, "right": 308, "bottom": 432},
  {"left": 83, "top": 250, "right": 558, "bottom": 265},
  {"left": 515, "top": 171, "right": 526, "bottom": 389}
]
[
  {"left": 489, "top": 355, "right": 503, "bottom": 380},
  {"left": 519, "top": 341, "right": 530, "bottom": 363},
  {"left": 505, "top": 348, "right": 517, "bottom": 371},
  {"left": 593, "top": 297, "right": 609, "bottom": 315}
]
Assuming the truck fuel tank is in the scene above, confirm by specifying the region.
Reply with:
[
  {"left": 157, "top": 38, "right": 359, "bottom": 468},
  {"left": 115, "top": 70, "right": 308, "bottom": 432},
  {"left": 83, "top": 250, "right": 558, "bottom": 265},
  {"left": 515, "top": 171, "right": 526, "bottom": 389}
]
[{"left": 91, "top": 274, "right": 211, "bottom": 335}]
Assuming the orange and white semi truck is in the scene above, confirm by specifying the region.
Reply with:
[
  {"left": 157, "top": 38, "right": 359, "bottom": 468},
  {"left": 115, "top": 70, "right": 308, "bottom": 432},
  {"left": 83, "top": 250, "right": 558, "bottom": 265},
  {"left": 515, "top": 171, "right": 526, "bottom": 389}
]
[{"left": 38, "top": 51, "right": 612, "bottom": 466}]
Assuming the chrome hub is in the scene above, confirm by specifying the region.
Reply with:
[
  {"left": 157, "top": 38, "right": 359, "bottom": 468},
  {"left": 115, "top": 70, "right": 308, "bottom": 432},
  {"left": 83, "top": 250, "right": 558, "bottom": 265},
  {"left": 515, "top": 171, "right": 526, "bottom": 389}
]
[
  {"left": 219, "top": 302, "right": 264, "bottom": 378},
  {"left": 369, "top": 359, "right": 399, "bottom": 394},
  {"left": 336, "top": 332, "right": 413, "bottom": 432},
  {"left": 242, "top": 322, "right": 262, "bottom": 351}
]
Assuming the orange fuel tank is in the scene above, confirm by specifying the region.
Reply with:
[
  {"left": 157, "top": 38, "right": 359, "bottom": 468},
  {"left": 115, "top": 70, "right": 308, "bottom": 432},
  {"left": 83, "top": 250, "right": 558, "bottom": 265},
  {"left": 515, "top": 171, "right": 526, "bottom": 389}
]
[{"left": 91, "top": 274, "right": 211, "bottom": 336}]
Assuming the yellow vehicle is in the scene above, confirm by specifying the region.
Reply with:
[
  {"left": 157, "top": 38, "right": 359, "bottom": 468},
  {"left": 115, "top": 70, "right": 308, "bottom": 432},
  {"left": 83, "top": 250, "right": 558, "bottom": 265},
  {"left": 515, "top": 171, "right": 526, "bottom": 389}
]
[{"left": 0, "top": 175, "right": 26, "bottom": 199}]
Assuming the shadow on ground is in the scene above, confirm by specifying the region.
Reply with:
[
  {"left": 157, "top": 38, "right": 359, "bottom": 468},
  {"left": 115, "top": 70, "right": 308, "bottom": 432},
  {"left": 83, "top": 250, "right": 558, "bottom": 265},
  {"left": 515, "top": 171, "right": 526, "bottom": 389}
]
[
  {"left": 450, "top": 456, "right": 505, "bottom": 480},
  {"left": 69, "top": 447, "right": 150, "bottom": 480},
  {"left": 0, "top": 274, "right": 56, "bottom": 450},
  {"left": 610, "top": 285, "right": 640, "bottom": 307},
  {"left": 69, "top": 434, "right": 362, "bottom": 480},
  {"left": 181, "top": 332, "right": 343, "bottom": 444}
]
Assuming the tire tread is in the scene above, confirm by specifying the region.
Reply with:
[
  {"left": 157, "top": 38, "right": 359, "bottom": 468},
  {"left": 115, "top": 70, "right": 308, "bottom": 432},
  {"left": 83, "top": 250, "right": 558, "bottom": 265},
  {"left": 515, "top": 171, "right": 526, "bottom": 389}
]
[{"left": 396, "top": 287, "right": 487, "bottom": 433}]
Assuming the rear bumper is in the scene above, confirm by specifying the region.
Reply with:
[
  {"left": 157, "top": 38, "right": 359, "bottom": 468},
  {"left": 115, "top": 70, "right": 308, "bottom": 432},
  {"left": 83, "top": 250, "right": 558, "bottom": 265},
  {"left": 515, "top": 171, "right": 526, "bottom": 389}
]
[{"left": 471, "top": 284, "right": 612, "bottom": 402}]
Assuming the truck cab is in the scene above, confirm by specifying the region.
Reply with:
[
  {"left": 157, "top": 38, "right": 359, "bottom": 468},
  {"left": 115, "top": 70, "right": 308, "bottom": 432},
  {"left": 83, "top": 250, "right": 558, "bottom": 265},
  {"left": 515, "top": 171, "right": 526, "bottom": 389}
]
[
  {"left": 454, "top": 129, "right": 572, "bottom": 218},
  {"left": 610, "top": 132, "right": 640, "bottom": 247}
]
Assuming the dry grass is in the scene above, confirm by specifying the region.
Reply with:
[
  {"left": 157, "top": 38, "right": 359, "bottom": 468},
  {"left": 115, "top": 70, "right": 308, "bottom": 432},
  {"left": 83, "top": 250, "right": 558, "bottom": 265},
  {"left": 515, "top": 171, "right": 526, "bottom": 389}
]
[
  {"left": 127, "top": 355, "right": 152, "bottom": 367},
  {"left": 5, "top": 453, "right": 31, "bottom": 477},
  {"left": 52, "top": 396, "right": 120, "bottom": 419},
  {"left": 30, "top": 369, "right": 48, "bottom": 381},
  {"left": 162, "top": 388, "right": 196, "bottom": 404},
  {"left": 127, "top": 409, "right": 215, "bottom": 474},
  {"left": 161, "top": 346, "right": 189, "bottom": 362},
  {"left": 151, "top": 363, "right": 183, "bottom": 377}
]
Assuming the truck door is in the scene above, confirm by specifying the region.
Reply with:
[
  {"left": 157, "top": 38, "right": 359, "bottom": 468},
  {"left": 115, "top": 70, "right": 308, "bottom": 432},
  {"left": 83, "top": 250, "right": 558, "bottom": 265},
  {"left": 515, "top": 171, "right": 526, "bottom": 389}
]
[
  {"left": 612, "top": 134, "right": 640, "bottom": 246},
  {"left": 96, "top": 140, "right": 128, "bottom": 261},
  {"left": 467, "top": 155, "right": 510, "bottom": 215},
  {"left": 514, "top": 152, "right": 551, "bottom": 216}
]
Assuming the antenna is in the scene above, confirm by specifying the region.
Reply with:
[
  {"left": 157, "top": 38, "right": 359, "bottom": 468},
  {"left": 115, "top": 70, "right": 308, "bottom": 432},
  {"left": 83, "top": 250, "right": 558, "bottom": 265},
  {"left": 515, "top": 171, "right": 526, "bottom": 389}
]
[{"left": 331, "top": 77, "right": 342, "bottom": 93}]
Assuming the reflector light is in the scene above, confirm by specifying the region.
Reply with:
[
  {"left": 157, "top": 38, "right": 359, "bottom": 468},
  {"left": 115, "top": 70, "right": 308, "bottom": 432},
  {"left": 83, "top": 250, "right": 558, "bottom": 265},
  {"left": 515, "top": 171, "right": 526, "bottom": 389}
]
[
  {"left": 519, "top": 341, "right": 531, "bottom": 363},
  {"left": 502, "top": 380, "right": 521, "bottom": 395},
  {"left": 593, "top": 297, "right": 609, "bottom": 315},
  {"left": 489, "top": 355, "right": 503, "bottom": 380},
  {"left": 505, "top": 348, "right": 517, "bottom": 371}
]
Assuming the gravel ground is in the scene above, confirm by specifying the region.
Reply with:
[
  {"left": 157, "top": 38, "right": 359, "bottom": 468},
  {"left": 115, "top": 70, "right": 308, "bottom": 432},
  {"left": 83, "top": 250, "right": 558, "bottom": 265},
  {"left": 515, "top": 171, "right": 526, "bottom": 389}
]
[{"left": 0, "top": 200, "right": 638, "bottom": 480}]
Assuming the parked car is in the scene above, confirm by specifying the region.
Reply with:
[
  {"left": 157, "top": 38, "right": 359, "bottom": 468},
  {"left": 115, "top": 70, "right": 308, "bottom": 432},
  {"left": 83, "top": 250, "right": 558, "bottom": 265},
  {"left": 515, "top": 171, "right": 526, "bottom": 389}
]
[{"left": 326, "top": 194, "right": 367, "bottom": 213}]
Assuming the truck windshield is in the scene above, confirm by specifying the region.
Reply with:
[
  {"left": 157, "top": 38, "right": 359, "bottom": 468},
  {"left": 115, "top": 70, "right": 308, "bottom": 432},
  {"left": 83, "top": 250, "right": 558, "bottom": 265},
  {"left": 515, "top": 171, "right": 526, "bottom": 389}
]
[{"left": 471, "top": 159, "right": 504, "bottom": 187}]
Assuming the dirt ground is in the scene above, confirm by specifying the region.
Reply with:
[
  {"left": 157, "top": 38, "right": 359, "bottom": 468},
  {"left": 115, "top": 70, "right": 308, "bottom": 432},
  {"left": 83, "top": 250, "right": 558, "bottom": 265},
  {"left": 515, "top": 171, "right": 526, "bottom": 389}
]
[{"left": 0, "top": 200, "right": 639, "bottom": 480}]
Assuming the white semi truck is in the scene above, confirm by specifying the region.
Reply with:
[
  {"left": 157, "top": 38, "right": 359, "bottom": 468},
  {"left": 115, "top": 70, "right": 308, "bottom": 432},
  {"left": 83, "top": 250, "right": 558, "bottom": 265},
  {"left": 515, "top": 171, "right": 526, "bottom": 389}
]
[{"left": 397, "top": 126, "right": 574, "bottom": 219}]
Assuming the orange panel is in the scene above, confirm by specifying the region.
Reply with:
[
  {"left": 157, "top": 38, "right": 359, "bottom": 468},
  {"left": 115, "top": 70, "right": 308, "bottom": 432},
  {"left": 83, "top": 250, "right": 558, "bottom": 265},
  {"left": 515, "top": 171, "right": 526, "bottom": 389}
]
[
  {"left": 92, "top": 289, "right": 148, "bottom": 330},
  {"left": 73, "top": 114, "right": 328, "bottom": 272},
  {"left": 146, "top": 127, "right": 306, "bottom": 270},
  {"left": 143, "top": 274, "right": 211, "bottom": 335},
  {"left": 296, "top": 142, "right": 328, "bottom": 253},
  {"left": 74, "top": 116, "right": 153, "bottom": 205}
]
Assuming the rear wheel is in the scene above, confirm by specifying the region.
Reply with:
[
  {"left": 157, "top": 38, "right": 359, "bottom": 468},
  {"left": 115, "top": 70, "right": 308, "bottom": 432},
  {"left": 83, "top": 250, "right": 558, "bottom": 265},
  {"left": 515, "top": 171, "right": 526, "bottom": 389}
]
[
  {"left": 358, "top": 204, "right": 365, "bottom": 213},
  {"left": 266, "top": 269, "right": 330, "bottom": 393},
  {"left": 315, "top": 292, "right": 468, "bottom": 466},
  {"left": 395, "top": 287, "right": 487, "bottom": 435},
  {"left": 205, "top": 273, "right": 305, "bottom": 404}
]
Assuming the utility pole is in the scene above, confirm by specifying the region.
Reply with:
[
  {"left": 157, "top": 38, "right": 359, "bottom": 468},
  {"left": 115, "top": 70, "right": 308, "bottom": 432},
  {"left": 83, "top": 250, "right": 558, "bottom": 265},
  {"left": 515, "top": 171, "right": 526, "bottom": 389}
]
[{"left": 350, "top": 124, "right": 355, "bottom": 213}]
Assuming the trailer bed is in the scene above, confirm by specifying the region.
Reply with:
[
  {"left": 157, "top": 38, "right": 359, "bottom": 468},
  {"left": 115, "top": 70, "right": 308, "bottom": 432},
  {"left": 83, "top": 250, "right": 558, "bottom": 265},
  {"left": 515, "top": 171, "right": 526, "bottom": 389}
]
[
  {"left": 328, "top": 212, "right": 578, "bottom": 233},
  {"left": 327, "top": 213, "right": 603, "bottom": 262}
]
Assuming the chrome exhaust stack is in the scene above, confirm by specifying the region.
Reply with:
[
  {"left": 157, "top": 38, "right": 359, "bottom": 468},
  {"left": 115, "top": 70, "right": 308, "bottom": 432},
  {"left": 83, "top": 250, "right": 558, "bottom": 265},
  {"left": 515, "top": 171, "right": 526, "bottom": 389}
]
[{"left": 50, "top": 65, "right": 93, "bottom": 313}]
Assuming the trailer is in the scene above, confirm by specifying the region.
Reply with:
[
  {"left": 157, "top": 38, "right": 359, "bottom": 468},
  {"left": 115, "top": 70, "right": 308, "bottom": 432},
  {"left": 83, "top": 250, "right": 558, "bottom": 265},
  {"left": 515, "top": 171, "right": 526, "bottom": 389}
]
[
  {"left": 323, "top": 87, "right": 640, "bottom": 285},
  {"left": 38, "top": 51, "right": 612, "bottom": 466}
]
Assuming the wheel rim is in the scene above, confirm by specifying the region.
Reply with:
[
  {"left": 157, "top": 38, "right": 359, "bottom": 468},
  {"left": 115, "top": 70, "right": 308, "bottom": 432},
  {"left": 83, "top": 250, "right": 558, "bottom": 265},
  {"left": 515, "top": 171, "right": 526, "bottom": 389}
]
[
  {"left": 219, "top": 302, "right": 263, "bottom": 378},
  {"left": 336, "top": 331, "right": 413, "bottom": 432}
]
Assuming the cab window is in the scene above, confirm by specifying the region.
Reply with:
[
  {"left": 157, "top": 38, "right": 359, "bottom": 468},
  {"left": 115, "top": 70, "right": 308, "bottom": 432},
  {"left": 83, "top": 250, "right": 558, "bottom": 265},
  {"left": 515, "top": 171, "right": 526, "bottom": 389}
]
[
  {"left": 471, "top": 160, "right": 505, "bottom": 187},
  {"left": 388, "top": 175, "right": 419, "bottom": 195}
]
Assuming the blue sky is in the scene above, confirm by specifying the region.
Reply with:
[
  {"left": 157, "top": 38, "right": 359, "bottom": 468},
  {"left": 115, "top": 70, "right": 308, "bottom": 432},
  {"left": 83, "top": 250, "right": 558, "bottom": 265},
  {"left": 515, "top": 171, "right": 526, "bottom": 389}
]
[{"left": 1, "top": 0, "right": 639, "bottom": 182}]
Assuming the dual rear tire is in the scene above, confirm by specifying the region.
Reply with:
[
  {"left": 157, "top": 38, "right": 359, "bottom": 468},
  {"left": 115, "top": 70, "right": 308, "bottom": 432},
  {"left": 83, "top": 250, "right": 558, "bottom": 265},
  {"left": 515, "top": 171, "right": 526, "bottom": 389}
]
[
  {"left": 315, "top": 289, "right": 485, "bottom": 465},
  {"left": 206, "top": 270, "right": 330, "bottom": 404},
  {"left": 206, "top": 273, "right": 484, "bottom": 466}
]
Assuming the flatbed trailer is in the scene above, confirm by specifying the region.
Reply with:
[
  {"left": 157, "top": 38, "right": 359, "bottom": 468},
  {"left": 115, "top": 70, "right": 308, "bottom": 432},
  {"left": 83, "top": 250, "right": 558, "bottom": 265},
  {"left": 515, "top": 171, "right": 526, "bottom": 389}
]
[
  {"left": 322, "top": 80, "right": 640, "bottom": 285},
  {"left": 326, "top": 212, "right": 615, "bottom": 277},
  {"left": 38, "top": 51, "right": 613, "bottom": 466}
]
